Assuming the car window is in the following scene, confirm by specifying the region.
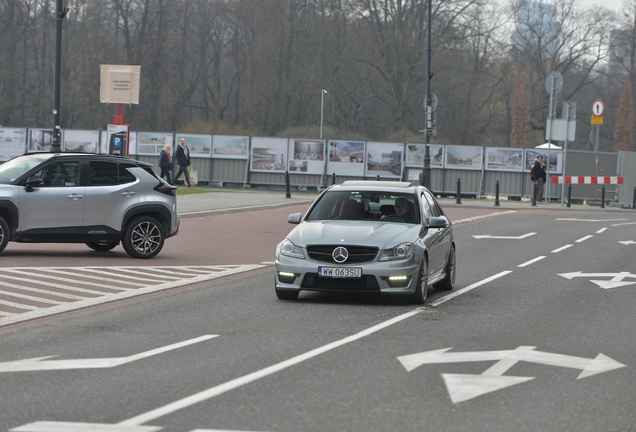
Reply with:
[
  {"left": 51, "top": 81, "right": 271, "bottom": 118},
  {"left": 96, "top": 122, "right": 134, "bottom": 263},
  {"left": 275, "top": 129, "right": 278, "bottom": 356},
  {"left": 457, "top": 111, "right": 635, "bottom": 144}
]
[
  {"left": 0, "top": 154, "right": 52, "bottom": 184},
  {"left": 89, "top": 161, "right": 136, "bottom": 186},
  {"left": 35, "top": 161, "right": 80, "bottom": 187},
  {"left": 422, "top": 191, "right": 441, "bottom": 217},
  {"left": 419, "top": 192, "right": 434, "bottom": 220},
  {"left": 305, "top": 190, "right": 418, "bottom": 223}
]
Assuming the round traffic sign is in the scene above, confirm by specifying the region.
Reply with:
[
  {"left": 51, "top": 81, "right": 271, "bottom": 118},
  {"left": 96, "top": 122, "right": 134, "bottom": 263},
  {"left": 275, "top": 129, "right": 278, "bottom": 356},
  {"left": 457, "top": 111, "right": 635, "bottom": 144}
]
[
  {"left": 592, "top": 99, "right": 604, "bottom": 116},
  {"left": 544, "top": 71, "right": 563, "bottom": 94}
]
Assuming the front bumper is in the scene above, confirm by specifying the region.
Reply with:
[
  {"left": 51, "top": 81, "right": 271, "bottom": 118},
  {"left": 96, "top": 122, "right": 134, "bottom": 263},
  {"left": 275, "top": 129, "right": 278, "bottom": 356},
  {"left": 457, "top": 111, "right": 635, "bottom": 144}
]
[{"left": 275, "top": 252, "right": 420, "bottom": 295}]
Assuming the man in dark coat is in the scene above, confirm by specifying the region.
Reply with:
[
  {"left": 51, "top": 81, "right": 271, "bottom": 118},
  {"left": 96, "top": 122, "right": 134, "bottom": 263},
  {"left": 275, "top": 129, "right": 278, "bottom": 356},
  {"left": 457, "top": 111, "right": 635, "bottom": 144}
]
[
  {"left": 532, "top": 155, "right": 547, "bottom": 202},
  {"left": 172, "top": 138, "right": 191, "bottom": 187}
]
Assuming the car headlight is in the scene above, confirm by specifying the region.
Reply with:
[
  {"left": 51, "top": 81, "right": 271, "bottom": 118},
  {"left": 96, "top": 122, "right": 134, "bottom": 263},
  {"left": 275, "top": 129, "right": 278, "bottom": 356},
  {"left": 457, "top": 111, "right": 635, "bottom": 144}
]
[
  {"left": 280, "top": 239, "right": 305, "bottom": 259},
  {"left": 380, "top": 242, "right": 413, "bottom": 261}
]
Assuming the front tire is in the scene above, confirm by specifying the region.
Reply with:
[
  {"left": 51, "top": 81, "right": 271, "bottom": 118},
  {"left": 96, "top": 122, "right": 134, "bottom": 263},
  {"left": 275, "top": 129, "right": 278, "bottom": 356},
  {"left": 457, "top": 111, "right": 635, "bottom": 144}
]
[
  {"left": 122, "top": 216, "right": 165, "bottom": 259},
  {"left": 411, "top": 258, "right": 428, "bottom": 304},
  {"left": 0, "top": 215, "right": 9, "bottom": 254},
  {"left": 435, "top": 245, "right": 456, "bottom": 291},
  {"left": 86, "top": 241, "right": 119, "bottom": 252}
]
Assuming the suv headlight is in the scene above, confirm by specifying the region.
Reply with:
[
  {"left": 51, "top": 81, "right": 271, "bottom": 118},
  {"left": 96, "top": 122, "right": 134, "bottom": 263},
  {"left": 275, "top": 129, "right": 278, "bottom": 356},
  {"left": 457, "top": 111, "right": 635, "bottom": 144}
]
[
  {"left": 380, "top": 242, "right": 413, "bottom": 261},
  {"left": 280, "top": 239, "right": 305, "bottom": 259}
]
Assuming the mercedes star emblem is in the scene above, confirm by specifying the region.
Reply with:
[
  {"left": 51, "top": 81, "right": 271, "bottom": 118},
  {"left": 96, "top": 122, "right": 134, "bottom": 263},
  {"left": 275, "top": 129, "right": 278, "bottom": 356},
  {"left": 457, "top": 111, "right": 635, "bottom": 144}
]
[{"left": 332, "top": 246, "right": 349, "bottom": 263}]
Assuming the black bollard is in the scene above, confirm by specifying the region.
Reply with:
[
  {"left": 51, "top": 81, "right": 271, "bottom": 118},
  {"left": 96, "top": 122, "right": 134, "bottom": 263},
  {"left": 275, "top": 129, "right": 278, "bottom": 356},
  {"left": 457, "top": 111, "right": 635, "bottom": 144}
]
[
  {"left": 377, "top": 175, "right": 380, "bottom": 181},
  {"left": 601, "top": 185, "right": 605, "bottom": 209},
  {"left": 567, "top": 184, "right": 572, "bottom": 208},
  {"left": 455, "top": 178, "right": 462, "bottom": 204},
  {"left": 531, "top": 182, "right": 537, "bottom": 206},
  {"left": 332, "top": 172, "right": 336, "bottom": 185},
  {"left": 285, "top": 171, "right": 291, "bottom": 199},
  {"left": 494, "top": 180, "right": 500, "bottom": 206},
  {"left": 633, "top": 186, "right": 636, "bottom": 209}
]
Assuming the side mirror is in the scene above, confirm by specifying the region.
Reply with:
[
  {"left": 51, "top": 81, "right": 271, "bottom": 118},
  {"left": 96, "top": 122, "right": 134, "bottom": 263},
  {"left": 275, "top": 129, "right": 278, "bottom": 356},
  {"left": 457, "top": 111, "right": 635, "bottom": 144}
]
[
  {"left": 287, "top": 213, "right": 302, "bottom": 224},
  {"left": 25, "top": 176, "right": 44, "bottom": 192},
  {"left": 427, "top": 216, "right": 448, "bottom": 229}
]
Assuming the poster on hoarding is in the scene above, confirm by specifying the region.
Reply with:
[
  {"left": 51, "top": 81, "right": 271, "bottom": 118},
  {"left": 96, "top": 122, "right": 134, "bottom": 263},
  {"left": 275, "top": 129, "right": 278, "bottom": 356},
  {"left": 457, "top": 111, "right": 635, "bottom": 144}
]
[
  {"left": 287, "top": 139, "right": 325, "bottom": 174},
  {"left": 250, "top": 137, "right": 288, "bottom": 172},
  {"left": 405, "top": 143, "right": 444, "bottom": 168},
  {"left": 213, "top": 135, "right": 249, "bottom": 159},
  {"left": 326, "top": 140, "right": 365, "bottom": 177},
  {"left": 365, "top": 142, "right": 403, "bottom": 178},
  {"left": 0, "top": 128, "right": 27, "bottom": 161},
  {"left": 63, "top": 129, "right": 99, "bottom": 153}
]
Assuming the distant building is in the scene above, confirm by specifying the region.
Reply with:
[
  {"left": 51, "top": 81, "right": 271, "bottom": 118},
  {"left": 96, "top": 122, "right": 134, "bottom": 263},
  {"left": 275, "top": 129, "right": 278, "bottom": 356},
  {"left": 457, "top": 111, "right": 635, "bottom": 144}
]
[{"left": 511, "top": 0, "right": 561, "bottom": 61}]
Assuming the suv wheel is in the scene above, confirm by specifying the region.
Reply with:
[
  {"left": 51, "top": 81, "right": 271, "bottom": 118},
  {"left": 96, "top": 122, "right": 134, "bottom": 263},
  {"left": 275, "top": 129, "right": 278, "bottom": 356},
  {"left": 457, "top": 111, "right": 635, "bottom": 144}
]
[
  {"left": 122, "top": 216, "right": 165, "bottom": 259},
  {"left": 86, "top": 241, "right": 119, "bottom": 252},
  {"left": 0, "top": 216, "right": 9, "bottom": 254}
]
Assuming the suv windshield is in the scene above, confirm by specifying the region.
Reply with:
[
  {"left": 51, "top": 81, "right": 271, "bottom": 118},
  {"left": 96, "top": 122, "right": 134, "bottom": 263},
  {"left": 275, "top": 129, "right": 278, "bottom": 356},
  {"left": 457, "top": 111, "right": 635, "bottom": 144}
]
[
  {"left": 0, "top": 154, "right": 53, "bottom": 184},
  {"left": 306, "top": 190, "right": 419, "bottom": 223}
]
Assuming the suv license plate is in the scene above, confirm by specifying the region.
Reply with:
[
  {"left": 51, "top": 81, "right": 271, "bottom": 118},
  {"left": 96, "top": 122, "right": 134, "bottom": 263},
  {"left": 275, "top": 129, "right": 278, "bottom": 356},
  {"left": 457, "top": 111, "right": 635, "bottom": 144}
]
[{"left": 318, "top": 267, "right": 362, "bottom": 278}]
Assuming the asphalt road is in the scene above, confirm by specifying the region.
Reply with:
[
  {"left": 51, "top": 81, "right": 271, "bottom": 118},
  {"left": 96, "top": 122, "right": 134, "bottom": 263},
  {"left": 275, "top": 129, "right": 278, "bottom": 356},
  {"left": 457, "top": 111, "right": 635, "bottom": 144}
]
[{"left": 1, "top": 202, "right": 635, "bottom": 432}]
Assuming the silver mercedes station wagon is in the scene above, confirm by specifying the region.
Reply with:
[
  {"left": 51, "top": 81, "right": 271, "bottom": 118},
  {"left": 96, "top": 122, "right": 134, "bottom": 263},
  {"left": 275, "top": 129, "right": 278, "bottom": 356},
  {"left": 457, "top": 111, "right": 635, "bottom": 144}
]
[{"left": 275, "top": 181, "right": 455, "bottom": 303}]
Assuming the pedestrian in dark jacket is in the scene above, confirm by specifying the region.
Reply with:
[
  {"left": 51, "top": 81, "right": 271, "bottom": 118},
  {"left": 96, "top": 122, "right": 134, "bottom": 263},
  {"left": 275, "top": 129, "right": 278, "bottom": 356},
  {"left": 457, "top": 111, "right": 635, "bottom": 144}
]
[
  {"left": 158, "top": 144, "right": 172, "bottom": 184},
  {"left": 172, "top": 138, "right": 191, "bottom": 187},
  {"left": 532, "top": 155, "right": 547, "bottom": 202}
]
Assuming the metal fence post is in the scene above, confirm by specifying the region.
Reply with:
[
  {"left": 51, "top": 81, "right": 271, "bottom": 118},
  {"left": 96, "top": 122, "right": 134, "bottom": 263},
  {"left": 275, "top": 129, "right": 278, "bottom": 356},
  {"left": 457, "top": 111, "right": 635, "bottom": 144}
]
[
  {"left": 601, "top": 185, "right": 605, "bottom": 208},
  {"left": 494, "top": 180, "right": 500, "bottom": 206}
]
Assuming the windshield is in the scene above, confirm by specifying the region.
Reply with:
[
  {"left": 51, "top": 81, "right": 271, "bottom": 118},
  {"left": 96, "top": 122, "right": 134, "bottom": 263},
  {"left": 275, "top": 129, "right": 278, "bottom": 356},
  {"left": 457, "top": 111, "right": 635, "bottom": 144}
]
[
  {"left": 306, "top": 190, "right": 419, "bottom": 223},
  {"left": 0, "top": 154, "right": 52, "bottom": 184}
]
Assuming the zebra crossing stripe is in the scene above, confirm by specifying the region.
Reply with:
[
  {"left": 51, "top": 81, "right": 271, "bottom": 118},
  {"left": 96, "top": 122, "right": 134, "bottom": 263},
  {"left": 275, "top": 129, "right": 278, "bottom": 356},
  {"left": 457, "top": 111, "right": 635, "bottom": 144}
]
[{"left": 0, "top": 265, "right": 267, "bottom": 328}]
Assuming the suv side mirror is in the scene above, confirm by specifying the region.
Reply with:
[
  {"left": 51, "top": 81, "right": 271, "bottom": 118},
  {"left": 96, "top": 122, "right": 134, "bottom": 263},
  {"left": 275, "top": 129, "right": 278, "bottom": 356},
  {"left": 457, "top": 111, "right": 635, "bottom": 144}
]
[
  {"left": 25, "top": 176, "right": 44, "bottom": 192},
  {"left": 288, "top": 213, "right": 302, "bottom": 224}
]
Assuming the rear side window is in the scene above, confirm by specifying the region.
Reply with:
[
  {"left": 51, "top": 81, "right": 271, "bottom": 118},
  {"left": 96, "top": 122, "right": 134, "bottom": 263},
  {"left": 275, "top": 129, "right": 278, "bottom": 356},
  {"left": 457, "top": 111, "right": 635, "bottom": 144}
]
[{"left": 89, "top": 161, "right": 136, "bottom": 185}]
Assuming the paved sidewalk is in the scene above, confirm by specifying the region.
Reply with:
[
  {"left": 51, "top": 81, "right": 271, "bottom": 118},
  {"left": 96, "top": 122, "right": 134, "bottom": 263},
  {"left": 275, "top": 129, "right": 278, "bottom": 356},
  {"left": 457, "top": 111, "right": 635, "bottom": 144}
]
[{"left": 176, "top": 187, "right": 635, "bottom": 217}]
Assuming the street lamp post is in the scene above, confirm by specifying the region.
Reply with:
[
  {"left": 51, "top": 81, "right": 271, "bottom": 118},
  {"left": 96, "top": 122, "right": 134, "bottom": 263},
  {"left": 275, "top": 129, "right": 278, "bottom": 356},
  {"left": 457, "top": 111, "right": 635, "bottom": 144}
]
[
  {"left": 51, "top": 0, "right": 68, "bottom": 153},
  {"left": 320, "top": 89, "right": 328, "bottom": 139},
  {"left": 420, "top": 0, "right": 433, "bottom": 188}
]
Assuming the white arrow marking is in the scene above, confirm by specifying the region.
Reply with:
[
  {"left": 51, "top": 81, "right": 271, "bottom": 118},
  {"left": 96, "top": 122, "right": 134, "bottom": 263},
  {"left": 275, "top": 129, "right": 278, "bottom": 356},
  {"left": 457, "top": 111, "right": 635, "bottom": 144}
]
[
  {"left": 398, "top": 346, "right": 625, "bottom": 403},
  {"left": 10, "top": 421, "right": 161, "bottom": 431},
  {"left": 559, "top": 272, "right": 636, "bottom": 289},
  {"left": 0, "top": 335, "right": 217, "bottom": 372},
  {"left": 472, "top": 232, "right": 536, "bottom": 240},
  {"left": 618, "top": 240, "right": 636, "bottom": 245}
]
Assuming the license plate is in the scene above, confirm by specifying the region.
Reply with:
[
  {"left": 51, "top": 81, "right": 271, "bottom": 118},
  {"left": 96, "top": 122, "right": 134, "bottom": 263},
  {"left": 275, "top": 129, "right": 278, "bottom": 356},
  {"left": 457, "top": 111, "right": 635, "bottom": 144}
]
[{"left": 318, "top": 267, "right": 362, "bottom": 278}]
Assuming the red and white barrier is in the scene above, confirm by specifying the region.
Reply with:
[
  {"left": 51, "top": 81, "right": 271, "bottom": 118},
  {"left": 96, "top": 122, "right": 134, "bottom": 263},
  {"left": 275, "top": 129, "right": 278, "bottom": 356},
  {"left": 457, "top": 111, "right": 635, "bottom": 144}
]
[{"left": 551, "top": 176, "right": 624, "bottom": 185}]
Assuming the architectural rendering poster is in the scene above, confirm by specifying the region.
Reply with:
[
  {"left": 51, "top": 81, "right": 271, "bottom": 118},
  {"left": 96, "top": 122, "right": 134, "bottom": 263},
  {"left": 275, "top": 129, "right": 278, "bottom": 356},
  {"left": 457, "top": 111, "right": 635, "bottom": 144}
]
[
  {"left": 0, "top": 128, "right": 26, "bottom": 161},
  {"left": 485, "top": 147, "right": 523, "bottom": 172},
  {"left": 365, "top": 142, "right": 404, "bottom": 178},
  {"left": 288, "top": 139, "right": 325, "bottom": 174},
  {"left": 63, "top": 129, "right": 99, "bottom": 153},
  {"left": 445, "top": 145, "right": 483, "bottom": 170},
  {"left": 177, "top": 133, "right": 212, "bottom": 158},
  {"left": 137, "top": 132, "right": 172, "bottom": 156},
  {"left": 213, "top": 135, "right": 249, "bottom": 159},
  {"left": 28, "top": 129, "right": 53, "bottom": 152},
  {"left": 250, "top": 137, "right": 288, "bottom": 172},
  {"left": 326, "top": 140, "right": 365, "bottom": 177},
  {"left": 524, "top": 148, "right": 563, "bottom": 175},
  {"left": 100, "top": 130, "right": 136, "bottom": 154},
  {"left": 405, "top": 143, "right": 444, "bottom": 168}
]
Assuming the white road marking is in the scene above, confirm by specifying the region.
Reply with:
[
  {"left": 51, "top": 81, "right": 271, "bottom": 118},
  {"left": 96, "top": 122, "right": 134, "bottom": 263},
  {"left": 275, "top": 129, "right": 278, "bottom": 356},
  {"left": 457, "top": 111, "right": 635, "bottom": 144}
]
[
  {"left": 10, "top": 422, "right": 161, "bottom": 431},
  {"left": 0, "top": 335, "right": 216, "bottom": 373},
  {"left": 552, "top": 244, "right": 573, "bottom": 253},
  {"left": 576, "top": 235, "right": 593, "bottom": 243},
  {"left": 398, "top": 346, "right": 625, "bottom": 404},
  {"left": 596, "top": 227, "right": 607, "bottom": 233},
  {"left": 611, "top": 221, "right": 636, "bottom": 226},
  {"left": 473, "top": 233, "right": 536, "bottom": 240},
  {"left": 559, "top": 271, "right": 636, "bottom": 289},
  {"left": 618, "top": 240, "right": 636, "bottom": 245},
  {"left": 517, "top": 256, "right": 545, "bottom": 267},
  {"left": 453, "top": 210, "right": 517, "bottom": 225},
  {"left": 0, "top": 265, "right": 266, "bottom": 328},
  {"left": 557, "top": 218, "right": 628, "bottom": 222},
  {"left": 117, "top": 309, "right": 424, "bottom": 426},
  {"left": 429, "top": 271, "right": 512, "bottom": 307}
]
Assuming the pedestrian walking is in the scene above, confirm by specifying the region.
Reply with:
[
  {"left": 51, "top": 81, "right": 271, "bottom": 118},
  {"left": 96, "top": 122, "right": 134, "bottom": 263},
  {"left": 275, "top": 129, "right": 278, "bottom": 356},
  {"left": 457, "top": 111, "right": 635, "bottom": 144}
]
[
  {"left": 532, "top": 155, "right": 547, "bottom": 202},
  {"left": 158, "top": 144, "right": 172, "bottom": 184},
  {"left": 173, "top": 138, "right": 191, "bottom": 187}
]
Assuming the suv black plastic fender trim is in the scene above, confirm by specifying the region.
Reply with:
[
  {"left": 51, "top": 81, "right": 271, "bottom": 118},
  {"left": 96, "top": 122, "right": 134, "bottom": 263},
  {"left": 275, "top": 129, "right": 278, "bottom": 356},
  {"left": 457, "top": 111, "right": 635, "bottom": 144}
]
[
  {"left": 121, "top": 204, "right": 173, "bottom": 236},
  {"left": 0, "top": 200, "right": 19, "bottom": 238}
]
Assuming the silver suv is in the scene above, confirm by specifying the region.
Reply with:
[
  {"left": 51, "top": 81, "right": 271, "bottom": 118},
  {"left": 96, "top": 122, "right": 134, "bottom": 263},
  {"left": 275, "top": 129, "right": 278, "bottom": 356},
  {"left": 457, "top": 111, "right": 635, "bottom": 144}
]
[{"left": 0, "top": 153, "right": 179, "bottom": 258}]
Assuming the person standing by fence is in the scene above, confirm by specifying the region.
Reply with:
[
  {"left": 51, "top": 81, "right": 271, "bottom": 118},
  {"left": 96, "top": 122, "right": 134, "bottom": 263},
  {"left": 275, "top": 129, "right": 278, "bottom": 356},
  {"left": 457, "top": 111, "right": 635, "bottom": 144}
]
[
  {"left": 158, "top": 144, "right": 172, "bottom": 184},
  {"left": 532, "top": 155, "right": 547, "bottom": 202},
  {"left": 172, "top": 138, "right": 191, "bottom": 187}
]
